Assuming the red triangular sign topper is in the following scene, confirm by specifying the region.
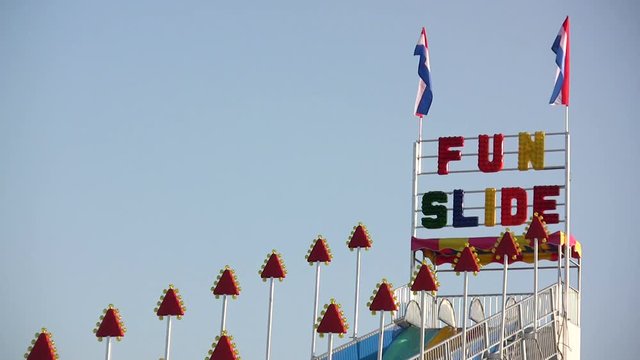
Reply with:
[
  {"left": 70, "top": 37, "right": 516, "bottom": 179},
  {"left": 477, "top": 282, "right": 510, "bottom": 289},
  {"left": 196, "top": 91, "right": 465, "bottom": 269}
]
[
  {"left": 369, "top": 282, "right": 398, "bottom": 312},
  {"left": 307, "top": 238, "right": 332, "bottom": 263},
  {"left": 213, "top": 269, "right": 240, "bottom": 296},
  {"left": 493, "top": 231, "right": 522, "bottom": 263},
  {"left": 525, "top": 214, "right": 549, "bottom": 245},
  {"left": 347, "top": 223, "right": 372, "bottom": 249},
  {"left": 453, "top": 246, "right": 481, "bottom": 273},
  {"left": 96, "top": 307, "right": 125, "bottom": 338},
  {"left": 26, "top": 331, "right": 57, "bottom": 360},
  {"left": 410, "top": 264, "right": 438, "bottom": 292},
  {"left": 260, "top": 252, "right": 286, "bottom": 279},
  {"left": 209, "top": 334, "right": 239, "bottom": 360},
  {"left": 317, "top": 303, "right": 348, "bottom": 334},
  {"left": 156, "top": 288, "right": 185, "bottom": 317}
]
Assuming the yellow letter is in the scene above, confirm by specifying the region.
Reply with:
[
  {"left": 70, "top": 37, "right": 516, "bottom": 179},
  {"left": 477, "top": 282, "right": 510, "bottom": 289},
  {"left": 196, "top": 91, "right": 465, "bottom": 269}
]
[
  {"left": 518, "top": 131, "right": 545, "bottom": 170},
  {"left": 484, "top": 188, "right": 496, "bottom": 227}
]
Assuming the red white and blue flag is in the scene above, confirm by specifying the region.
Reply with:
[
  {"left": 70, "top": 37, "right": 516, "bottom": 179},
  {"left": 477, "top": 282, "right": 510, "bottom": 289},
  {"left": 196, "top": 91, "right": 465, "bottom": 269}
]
[
  {"left": 550, "top": 16, "right": 570, "bottom": 106},
  {"left": 414, "top": 27, "right": 433, "bottom": 118}
]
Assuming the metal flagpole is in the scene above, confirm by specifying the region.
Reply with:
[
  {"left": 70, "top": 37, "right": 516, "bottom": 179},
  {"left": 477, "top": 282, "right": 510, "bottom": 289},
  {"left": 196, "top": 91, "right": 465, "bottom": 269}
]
[
  {"left": 353, "top": 247, "right": 362, "bottom": 339},
  {"left": 265, "top": 278, "right": 275, "bottom": 360},
  {"left": 410, "top": 116, "right": 422, "bottom": 279},
  {"left": 221, "top": 295, "right": 228, "bottom": 333},
  {"left": 105, "top": 336, "right": 112, "bottom": 360},
  {"left": 420, "top": 290, "right": 426, "bottom": 358},
  {"left": 377, "top": 311, "right": 385, "bottom": 360},
  {"left": 164, "top": 316, "right": 173, "bottom": 360},
  {"left": 499, "top": 257, "right": 508, "bottom": 358},
  {"left": 327, "top": 333, "right": 334, "bottom": 360},
  {"left": 563, "top": 105, "right": 571, "bottom": 356},
  {"left": 462, "top": 272, "right": 469, "bottom": 360},
  {"left": 310, "top": 262, "right": 321, "bottom": 359}
]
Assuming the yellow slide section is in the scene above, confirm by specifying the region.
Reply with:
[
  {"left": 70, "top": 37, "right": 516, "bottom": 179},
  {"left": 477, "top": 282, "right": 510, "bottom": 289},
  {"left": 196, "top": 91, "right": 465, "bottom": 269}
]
[{"left": 426, "top": 326, "right": 457, "bottom": 348}]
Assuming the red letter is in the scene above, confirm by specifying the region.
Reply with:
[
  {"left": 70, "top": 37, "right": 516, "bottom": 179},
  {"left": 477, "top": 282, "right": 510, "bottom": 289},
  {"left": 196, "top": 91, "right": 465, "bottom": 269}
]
[
  {"left": 438, "top": 136, "right": 464, "bottom": 175},
  {"left": 533, "top": 185, "right": 560, "bottom": 224},
  {"left": 501, "top": 187, "right": 528, "bottom": 226},
  {"left": 478, "top": 134, "right": 504, "bottom": 173}
]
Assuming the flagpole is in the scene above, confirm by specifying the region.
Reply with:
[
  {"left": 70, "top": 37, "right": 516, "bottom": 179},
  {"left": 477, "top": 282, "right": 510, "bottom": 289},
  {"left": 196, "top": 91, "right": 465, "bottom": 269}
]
[
  {"left": 410, "top": 129, "right": 420, "bottom": 280},
  {"left": 563, "top": 105, "right": 571, "bottom": 356}
]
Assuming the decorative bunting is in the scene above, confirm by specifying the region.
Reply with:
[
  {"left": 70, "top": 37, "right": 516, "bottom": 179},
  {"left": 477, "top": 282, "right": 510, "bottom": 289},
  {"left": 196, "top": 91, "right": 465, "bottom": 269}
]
[
  {"left": 93, "top": 304, "right": 126, "bottom": 341},
  {"left": 452, "top": 245, "right": 481, "bottom": 275},
  {"left": 315, "top": 299, "right": 349, "bottom": 337},
  {"left": 212, "top": 266, "right": 241, "bottom": 298},
  {"left": 491, "top": 230, "right": 522, "bottom": 263},
  {"left": 306, "top": 236, "right": 333, "bottom": 264},
  {"left": 346, "top": 223, "right": 373, "bottom": 250},
  {"left": 24, "top": 328, "right": 58, "bottom": 360},
  {"left": 155, "top": 284, "right": 186, "bottom": 319},
  {"left": 410, "top": 262, "right": 439, "bottom": 293},
  {"left": 205, "top": 331, "right": 240, "bottom": 360},
  {"left": 259, "top": 250, "right": 287, "bottom": 281},
  {"left": 524, "top": 213, "right": 550, "bottom": 246},
  {"left": 367, "top": 280, "right": 398, "bottom": 314}
]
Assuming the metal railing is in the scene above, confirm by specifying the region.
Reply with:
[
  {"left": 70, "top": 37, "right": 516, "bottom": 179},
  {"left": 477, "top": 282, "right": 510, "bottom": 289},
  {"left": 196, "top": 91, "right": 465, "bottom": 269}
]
[
  {"left": 406, "top": 284, "right": 560, "bottom": 360},
  {"left": 317, "top": 284, "right": 570, "bottom": 360}
]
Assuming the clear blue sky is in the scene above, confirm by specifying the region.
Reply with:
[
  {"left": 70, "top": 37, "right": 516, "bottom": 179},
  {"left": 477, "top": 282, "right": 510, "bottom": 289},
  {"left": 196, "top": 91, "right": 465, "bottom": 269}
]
[{"left": 1, "top": 1, "right": 638, "bottom": 359}]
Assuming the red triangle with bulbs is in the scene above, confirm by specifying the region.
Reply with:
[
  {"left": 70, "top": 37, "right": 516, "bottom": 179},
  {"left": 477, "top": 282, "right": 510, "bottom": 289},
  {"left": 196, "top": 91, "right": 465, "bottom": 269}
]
[
  {"left": 213, "top": 269, "right": 240, "bottom": 296},
  {"left": 209, "top": 335, "right": 239, "bottom": 360},
  {"left": 493, "top": 232, "right": 521, "bottom": 263},
  {"left": 525, "top": 215, "right": 549, "bottom": 245},
  {"left": 410, "top": 264, "right": 438, "bottom": 292},
  {"left": 96, "top": 308, "right": 125, "bottom": 338},
  {"left": 347, "top": 224, "right": 372, "bottom": 249},
  {"left": 307, "top": 238, "right": 332, "bottom": 263},
  {"left": 261, "top": 253, "right": 286, "bottom": 279},
  {"left": 156, "top": 288, "right": 185, "bottom": 316},
  {"left": 26, "top": 332, "right": 56, "bottom": 360},
  {"left": 453, "top": 246, "right": 481, "bottom": 273},
  {"left": 369, "top": 283, "right": 397, "bottom": 312},
  {"left": 317, "top": 303, "right": 347, "bottom": 334}
]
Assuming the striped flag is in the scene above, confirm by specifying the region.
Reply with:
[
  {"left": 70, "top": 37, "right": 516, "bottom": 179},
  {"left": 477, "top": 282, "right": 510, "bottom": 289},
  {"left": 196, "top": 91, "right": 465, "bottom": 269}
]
[
  {"left": 414, "top": 27, "right": 433, "bottom": 117},
  {"left": 550, "top": 16, "right": 570, "bottom": 106}
]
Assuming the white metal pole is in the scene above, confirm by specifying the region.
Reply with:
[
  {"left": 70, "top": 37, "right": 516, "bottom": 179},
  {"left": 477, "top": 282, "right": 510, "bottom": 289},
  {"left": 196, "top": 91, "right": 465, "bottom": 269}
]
[
  {"left": 221, "top": 295, "right": 228, "bottom": 334},
  {"left": 578, "top": 257, "right": 582, "bottom": 325},
  {"left": 265, "top": 278, "right": 275, "bottom": 360},
  {"left": 534, "top": 238, "right": 539, "bottom": 331},
  {"left": 462, "top": 272, "right": 469, "bottom": 360},
  {"left": 105, "top": 336, "right": 112, "bottom": 360},
  {"left": 353, "top": 247, "right": 362, "bottom": 339},
  {"left": 377, "top": 311, "right": 385, "bottom": 360},
  {"left": 499, "top": 257, "right": 508, "bottom": 358},
  {"left": 563, "top": 105, "right": 571, "bottom": 357},
  {"left": 310, "top": 262, "right": 321, "bottom": 359},
  {"left": 164, "top": 315, "right": 173, "bottom": 360},
  {"left": 420, "top": 290, "right": 426, "bottom": 357},
  {"left": 327, "top": 333, "right": 334, "bottom": 360},
  {"left": 410, "top": 117, "right": 422, "bottom": 280},
  {"left": 410, "top": 142, "right": 418, "bottom": 279}
]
